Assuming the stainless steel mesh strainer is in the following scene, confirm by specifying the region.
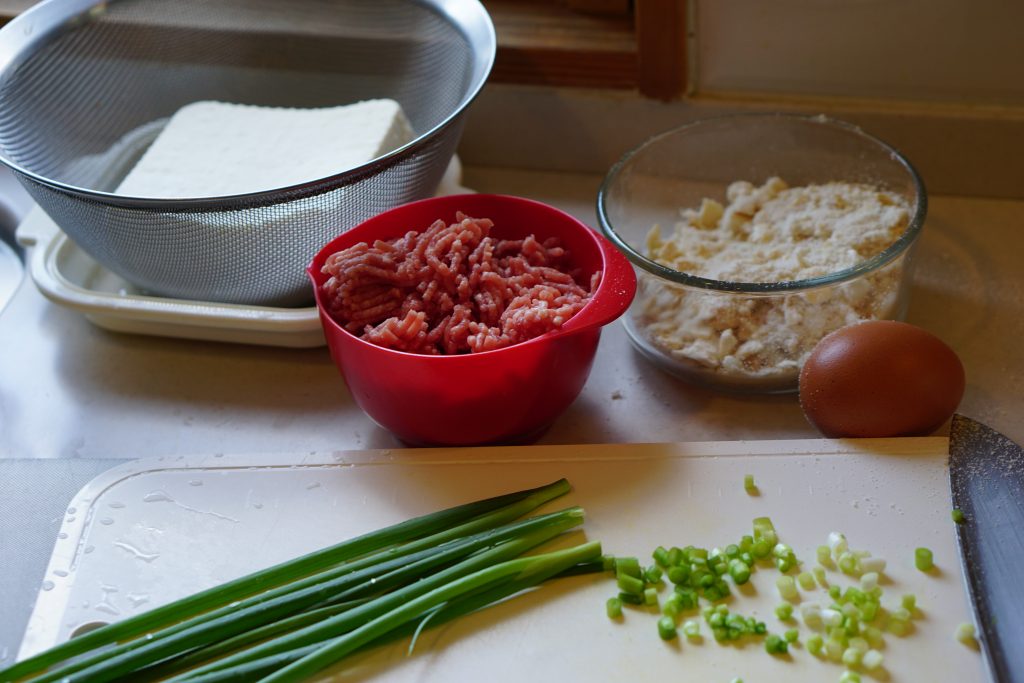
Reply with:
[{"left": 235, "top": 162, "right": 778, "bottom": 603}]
[{"left": 0, "top": 0, "right": 494, "bottom": 306}]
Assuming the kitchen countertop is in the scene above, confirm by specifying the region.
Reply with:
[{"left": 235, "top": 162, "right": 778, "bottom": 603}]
[
  {"left": 1, "top": 165, "right": 1022, "bottom": 459},
  {"left": 1, "top": 164, "right": 1023, "bottom": 660}
]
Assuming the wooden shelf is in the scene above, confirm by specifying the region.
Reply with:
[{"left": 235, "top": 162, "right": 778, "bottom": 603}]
[
  {"left": 0, "top": 0, "right": 686, "bottom": 98},
  {"left": 487, "top": 0, "right": 637, "bottom": 89}
]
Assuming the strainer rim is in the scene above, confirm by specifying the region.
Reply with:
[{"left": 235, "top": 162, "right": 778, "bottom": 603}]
[{"left": 0, "top": 0, "right": 496, "bottom": 210}]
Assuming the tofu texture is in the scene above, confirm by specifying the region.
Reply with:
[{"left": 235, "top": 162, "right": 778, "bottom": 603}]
[{"left": 116, "top": 99, "right": 415, "bottom": 198}]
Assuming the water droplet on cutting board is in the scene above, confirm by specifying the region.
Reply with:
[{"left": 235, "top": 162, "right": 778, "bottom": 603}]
[
  {"left": 53, "top": 569, "right": 69, "bottom": 577},
  {"left": 58, "top": 532, "right": 68, "bottom": 540},
  {"left": 109, "top": 502, "right": 126, "bottom": 509},
  {"left": 113, "top": 541, "right": 160, "bottom": 563},
  {"left": 306, "top": 482, "right": 321, "bottom": 490},
  {"left": 96, "top": 584, "right": 121, "bottom": 615},
  {"left": 100, "top": 518, "right": 114, "bottom": 526},
  {"left": 84, "top": 545, "right": 95, "bottom": 554},
  {"left": 96, "top": 603, "right": 120, "bottom": 616},
  {"left": 189, "top": 480, "right": 203, "bottom": 487},
  {"left": 41, "top": 581, "right": 55, "bottom": 591},
  {"left": 68, "top": 507, "right": 77, "bottom": 514},
  {"left": 141, "top": 490, "right": 239, "bottom": 523},
  {"left": 66, "top": 517, "right": 76, "bottom": 523},
  {"left": 128, "top": 593, "right": 150, "bottom": 607}
]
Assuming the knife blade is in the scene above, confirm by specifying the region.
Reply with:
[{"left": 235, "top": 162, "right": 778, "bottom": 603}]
[{"left": 949, "top": 414, "right": 1024, "bottom": 683}]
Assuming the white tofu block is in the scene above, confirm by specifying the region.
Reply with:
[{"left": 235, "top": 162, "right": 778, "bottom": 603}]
[{"left": 116, "top": 99, "right": 415, "bottom": 198}]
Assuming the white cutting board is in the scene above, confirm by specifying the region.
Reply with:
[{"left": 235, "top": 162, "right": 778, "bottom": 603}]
[{"left": 21, "top": 440, "right": 987, "bottom": 682}]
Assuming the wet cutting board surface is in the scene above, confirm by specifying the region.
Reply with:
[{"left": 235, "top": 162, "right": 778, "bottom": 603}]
[{"left": 21, "top": 439, "right": 986, "bottom": 682}]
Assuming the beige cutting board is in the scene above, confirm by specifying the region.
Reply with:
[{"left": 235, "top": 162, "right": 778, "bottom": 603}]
[{"left": 20, "top": 439, "right": 987, "bottom": 682}]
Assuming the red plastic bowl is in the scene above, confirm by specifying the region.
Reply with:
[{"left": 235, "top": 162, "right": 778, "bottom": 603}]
[{"left": 308, "top": 194, "right": 637, "bottom": 446}]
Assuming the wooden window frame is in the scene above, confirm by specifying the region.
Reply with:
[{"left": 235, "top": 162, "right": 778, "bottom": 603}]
[{"left": 487, "top": 0, "right": 687, "bottom": 100}]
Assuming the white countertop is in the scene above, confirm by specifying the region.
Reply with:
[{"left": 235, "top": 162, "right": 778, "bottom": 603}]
[{"left": 0, "top": 165, "right": 1022, "bottom": 459}]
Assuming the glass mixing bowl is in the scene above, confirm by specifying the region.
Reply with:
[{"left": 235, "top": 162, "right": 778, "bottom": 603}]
[{"left": 597, "top": 113, "right": 927, "bottom": 394}]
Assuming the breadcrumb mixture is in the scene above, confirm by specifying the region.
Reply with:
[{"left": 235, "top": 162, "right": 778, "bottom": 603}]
[{"left": 638, "top": 178, "right": 912, "bottom": 384}]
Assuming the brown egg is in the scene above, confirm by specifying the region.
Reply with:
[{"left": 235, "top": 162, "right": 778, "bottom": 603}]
[{"left": 799, "top": 321, "right": 965, "bottom": 438}]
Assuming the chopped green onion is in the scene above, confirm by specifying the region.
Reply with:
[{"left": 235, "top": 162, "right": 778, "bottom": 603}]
[
  {"left": 744, "top": 474, "right": 758, "bottom": 494},
  {"left": 888, "top": 619, "right": 910, "bottom": 637},
  {"left": 653, "top": 546, "right": 670, "bottom": 567},
  {"left": 825, "top": 638, "right": 844, "bottom": 662},
  {"left": 658, "top": 615, "right": 677, "bottom": 640},
  {"left": 839, "top": 671, "right": 861, "bottom": 683},
  {"left": 901, "top": 594, "right": 917, "bottom": 612},
  {"left": 838, "top": 551, "right": 861, "bottom": 576},
  {"left": 606, "top": 597, "right": 623, "bottom": 619},
  {"left": 822, "top": 608, "right": 843, "bottom": 628},
  {"left": 862, "top": 649, "right": 884, "bottom": 670},
  {"left": 765, "top": 633, "right": 788, "bottom": 655},
  {"left": 784, "top": 628, "right": 799, "bottom": 643},
  {"left": 682, "top": 619, "right": 701, "bottom": 639},
  {"left": 618, "top": 591, "right": 643, "bottom": 605},
  {"left": 775, "top": 603, "right": 794, "bottom": 621},
  {"left": 914, "top": 547, "right": 934, "bottom": 571},
  {"left": 860, "top": 557, "right": 886, "bottom": 574},
  {"left": 644, "top": 565, "right": 663, "bottom": 584},
  {"left": 800, "top": 604, "right": 824, "bottom": 631},
  {"left": 859, "top": 572, "right": 879, "bottom": 592},
  {"left": 776, "top": 575, "right": 799, "bottom": 601},
  {"left": 728, "top": 559, "right": 751, "bottom": 585},
  {"left": 806, "top": 633, "right": 824, "bottom": 656},
  {"left": 751, "top": 539, "right": 772, "bottom": 559},
  {"left": 955, "top": 622, "right": 977, "bottom": 646},
  {"left": 817, "top": 545, "right": 833, "bottom": 566},
  {"left": 812, "top": 566, "right": 828, "bottom": 587},
  {"left": 644, "top": 587, "right": 659, "bottom": 606},
  {"left": 863, "top": 625, "right": 884, "bottom": 648},
  {"left": 891, "top": 606, "right": 912, "bottom": 622},
  {"left": 667, "top": 565, "right": 689, "bottom": 585},
  {"left": 615, "top": 557, "right": 642, "bottom": 579},
  {"left": 662, "top": 598, "right": 684, "bottom": 619},
  {"left": 952, "top": 508, "right": 965, "bottom": 524},
  {"left": 798, "top": 571, "right": 816, "bottom": 590},
  {"left": 753, "top": 517, "right": 778, "bottom": 547},
  {"left": 616, "top": 573, "right": 644, "bottom": 595},
  {"left": 848, "top": 637, "right": 868, "bottom": 654},
  {"left": 828, "top": 532, "right": 848, "bottom": 559}
]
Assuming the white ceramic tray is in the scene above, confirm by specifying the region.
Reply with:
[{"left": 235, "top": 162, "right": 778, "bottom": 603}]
[
  {"left": 19, "top": 439, "right": 986, "bottom": 682},
  {"left": 16, "top": 158, "right": 469, "bottom": 348}
]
